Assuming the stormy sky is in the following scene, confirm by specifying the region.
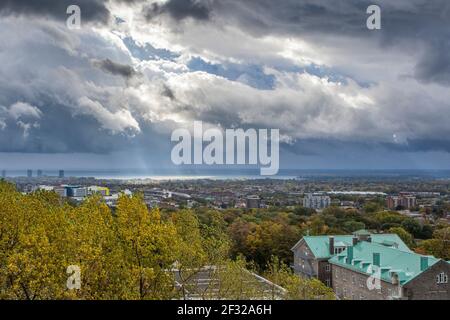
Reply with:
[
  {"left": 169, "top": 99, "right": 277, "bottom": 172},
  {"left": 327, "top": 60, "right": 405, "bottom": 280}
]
[{"left": 1, "top": 0, "right": 450, "bottom": 171}]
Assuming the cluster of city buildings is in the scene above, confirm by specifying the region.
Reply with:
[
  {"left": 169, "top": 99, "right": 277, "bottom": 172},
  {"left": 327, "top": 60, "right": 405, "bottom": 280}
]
[
  {"left": 386, "top": 193, "right": 417, "bottom": 210},
  {"left": 291, "top": 230, "right": 449, "bottom": 300},
  {"left": 2, "top": 169, "right": 65, "bottom": 179},
  {"left": 33, "top": 184, "right": 131, "bottom": 206}
]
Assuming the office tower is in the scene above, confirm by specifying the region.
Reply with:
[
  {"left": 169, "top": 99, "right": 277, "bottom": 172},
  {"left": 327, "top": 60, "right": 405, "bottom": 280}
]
[
  {"left": 1, "top": 170, "right": 5, "bottom": 179},
  {"left": 37, "top": 169, "right": 43, "bottom": 177},
  {"left": 59, "top": 170, "right": 65, "bottom": 178},
  {"left": 27, "top": 169, "right": 33, "bottom": 178}
]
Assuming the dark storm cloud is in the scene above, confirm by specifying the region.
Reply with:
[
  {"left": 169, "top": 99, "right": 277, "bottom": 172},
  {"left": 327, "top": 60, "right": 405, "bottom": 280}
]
[
  {"left": 415, "top": 40, "right": 450, "bottom": 86},
  {"left": 144, "top": 0, "right": 450, "bottom": 86},
  {"left": 92, "top": 58, "right": 139, "bottom": 79},
  {"left": 145, "top": 0, "right": 212, "bottom": 21}
]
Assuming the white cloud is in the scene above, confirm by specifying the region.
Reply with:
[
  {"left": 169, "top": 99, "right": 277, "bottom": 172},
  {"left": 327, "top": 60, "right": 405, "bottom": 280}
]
[
  {"left": 7, "top": 102, "right": 42, "bottom": 120},
  {"left": 77, "top": 96, "right": 140, "bottom": 133}
]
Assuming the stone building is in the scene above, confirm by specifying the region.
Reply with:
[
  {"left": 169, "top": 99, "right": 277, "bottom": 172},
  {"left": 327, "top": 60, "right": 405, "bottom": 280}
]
[
  {"left": 329, "top": 242, "right": 450, "bottom": 300},
  {"left": 291, "top": 230, "right": 411, "bottom": 288}
]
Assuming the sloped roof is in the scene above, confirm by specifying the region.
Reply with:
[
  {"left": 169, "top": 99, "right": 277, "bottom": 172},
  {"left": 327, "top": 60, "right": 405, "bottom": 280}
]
[
  {"left": 293, "top": 233, "right": 412, "bottom": 259},
  {"left": 353, "top": 229, "right": 371, "bottom": 236},
  {"left": 329, "top": 242, "right": 441, "bottom": 285}
]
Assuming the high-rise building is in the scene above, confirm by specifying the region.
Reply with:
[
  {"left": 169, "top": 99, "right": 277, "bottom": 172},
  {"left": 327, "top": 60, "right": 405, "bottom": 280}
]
[
  {"left": 37, "top": 170, "right": 43, "bottom": 177},
  {"left": 303, "top": 193, "right": 331, "bottom": 210},
  {"left": 1, "top": 170, "right": 5, "bottom": 179},
  {"left": 386, "top": 195, "right": 416, "bottom": 210},
  {"left": 59, "top": 170, "right": 65, "bottom": 178},
  {"left": 27, "top": 169, "right": 33, "bottom": 178}
]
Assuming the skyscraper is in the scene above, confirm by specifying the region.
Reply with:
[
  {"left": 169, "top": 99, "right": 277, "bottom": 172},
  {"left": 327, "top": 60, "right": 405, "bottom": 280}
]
[
  {"left": 59, "top": 170, "right": 65, "bottom": 178},
  {"left": 37, "top": 169, "right": 43, "bottom": 177},
  {"left": 27, "top": 170, "right": 33, "bottom": 178},
  {"left": 1, "top": 170, "right": 5, "bottom": 179}
]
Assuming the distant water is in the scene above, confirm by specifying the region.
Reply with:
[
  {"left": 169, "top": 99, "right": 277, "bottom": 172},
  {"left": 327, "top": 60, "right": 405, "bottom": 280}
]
[{"left": 4, "top": 169, "right": 450, "bottom": 180}]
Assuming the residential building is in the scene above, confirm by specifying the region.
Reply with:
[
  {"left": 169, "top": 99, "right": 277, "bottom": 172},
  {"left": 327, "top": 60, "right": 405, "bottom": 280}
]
[
  {"left": 330, "top": 242, "right": 450, "bottom": 300},
  {"left": 291, "top": 230, "right": 450, "bottom": 299},
  {"left": 303, "top": 193, "right": 331, "bottom": 210},
  {"left": 291, "top": 230, "right": 411, "bottom": 288},
  {"left": 386, "top": 195, "right": 416, "bottom": 210}
]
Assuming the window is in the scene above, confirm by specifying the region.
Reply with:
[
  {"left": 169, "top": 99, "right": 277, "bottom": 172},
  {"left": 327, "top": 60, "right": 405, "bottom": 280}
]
[
  {"left": 325, "top": 279, "right": 331, "bottom": 287},
  {"left": 437, "top": 273, "right": 449, "bottom": 284},
  {"left": 325, "top": 264, "right": 331, "bottom": 272},
  {"left": 334, "top": 247, "right": 345, "bottom": 254}
]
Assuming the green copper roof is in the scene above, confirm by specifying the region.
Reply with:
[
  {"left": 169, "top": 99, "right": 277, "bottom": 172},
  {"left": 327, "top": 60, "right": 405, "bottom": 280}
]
[
  {"left": 296, "top": 233, "right": 411, "bottom": 259},
  {"left": 353, "top": 229, "right": 371, "bottom": 236},
  {"left": 329, "top": 242, "right": 440, "bottom": 285}
]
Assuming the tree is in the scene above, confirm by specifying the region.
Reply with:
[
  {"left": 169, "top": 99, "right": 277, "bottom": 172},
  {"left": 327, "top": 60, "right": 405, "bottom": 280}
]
[
  {"left": 115, "top": 194, "right": 179, "bottom": 299},
  {"left": 401, "top": 219, "right": 422, "bottom": 238},
  {"left": 416, "top": 227, "right": 450, "bottom": 260},
  {"left": 264, "top": 257, "right": 335, "bottom": 300}
]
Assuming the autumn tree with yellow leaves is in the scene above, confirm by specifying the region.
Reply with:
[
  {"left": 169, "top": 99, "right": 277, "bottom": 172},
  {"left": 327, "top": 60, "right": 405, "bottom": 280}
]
[{"left": 0, "top": 181, "right": 334, "bottom": 300}]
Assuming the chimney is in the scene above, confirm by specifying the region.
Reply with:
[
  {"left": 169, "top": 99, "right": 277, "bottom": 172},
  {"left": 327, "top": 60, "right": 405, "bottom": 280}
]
[
  {"left": 373, "top": 253, "right": 381, "bottom": 267},
  {"left": 420, "top": 256, "right": 429, "bottom": 271},
  {"left": 346, "top": 246, "right": 354, "bottom": 264},
  {"left": 352, "top": 236, "right": 358, "bottom": 246},
  {"left": 329, "top": 236, "right": 335, "bottom": 255}
]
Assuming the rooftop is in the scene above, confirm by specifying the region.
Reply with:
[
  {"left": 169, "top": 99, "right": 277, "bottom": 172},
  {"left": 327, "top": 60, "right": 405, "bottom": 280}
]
[
  {"left": 292, "top": 232, "right": 412, "bottom": 259},
  {"left": 329, "top": 241, "right": 441, "bottom": 285}
]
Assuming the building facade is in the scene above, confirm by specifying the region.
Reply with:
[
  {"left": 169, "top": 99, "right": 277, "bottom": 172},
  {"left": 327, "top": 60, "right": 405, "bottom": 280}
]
[
  {"left": 386, "top": 195, "right": 417, "bottom": 210},
  {"left": 303, "top": 193, "right": 331, "bottom": 210},
  {"left": 292, "top": 230, "right": 449, "bottom": 299},
  {"left": 291, "top": 231, "right": 411, "bottom": 289},
  {"left": 330, "top": 242, "right": 450, "bottom": 300}
]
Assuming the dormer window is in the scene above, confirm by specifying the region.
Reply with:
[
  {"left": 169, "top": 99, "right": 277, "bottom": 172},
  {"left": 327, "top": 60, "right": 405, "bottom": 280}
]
[
  {"left": 436, "top": 273, "right": 448, "bottom": 284},
  {"left": 334, "top": 247, "right": 345, "bottom": 254}
]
